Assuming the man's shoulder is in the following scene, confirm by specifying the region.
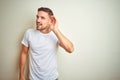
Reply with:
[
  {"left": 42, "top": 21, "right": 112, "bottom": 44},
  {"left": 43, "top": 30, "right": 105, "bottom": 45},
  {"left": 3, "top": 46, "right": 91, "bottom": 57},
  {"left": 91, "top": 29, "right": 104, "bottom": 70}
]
[{"left": 25, "top": 28, "right": 36, "bottom": 34}]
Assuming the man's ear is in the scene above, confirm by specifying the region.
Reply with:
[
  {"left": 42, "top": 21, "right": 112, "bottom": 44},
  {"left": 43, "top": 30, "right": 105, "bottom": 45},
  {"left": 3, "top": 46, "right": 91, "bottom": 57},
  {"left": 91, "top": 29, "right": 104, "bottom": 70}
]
[{"left": 50, "top": 16, "right": 56, "bottom": 25}]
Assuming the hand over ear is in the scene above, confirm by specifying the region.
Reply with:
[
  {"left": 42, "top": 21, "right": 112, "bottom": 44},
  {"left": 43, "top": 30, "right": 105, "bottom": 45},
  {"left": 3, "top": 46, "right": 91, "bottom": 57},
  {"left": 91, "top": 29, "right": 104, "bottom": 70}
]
[
  {"left": 50, "top": 16, "right": 58, "bottom": 30},
  {"left": 51, "top": 16, "right": 56, "bottom": 26}
]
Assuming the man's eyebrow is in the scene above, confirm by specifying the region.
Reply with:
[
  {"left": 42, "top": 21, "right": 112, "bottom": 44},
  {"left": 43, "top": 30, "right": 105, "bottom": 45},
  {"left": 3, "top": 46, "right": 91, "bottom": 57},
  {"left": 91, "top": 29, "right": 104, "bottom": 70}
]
[
  {"left": 36, "top": 15, "right": 39, "bottom": 17},
  {"left": 41, "top": 16, "right": 45, "bottom": 18}
]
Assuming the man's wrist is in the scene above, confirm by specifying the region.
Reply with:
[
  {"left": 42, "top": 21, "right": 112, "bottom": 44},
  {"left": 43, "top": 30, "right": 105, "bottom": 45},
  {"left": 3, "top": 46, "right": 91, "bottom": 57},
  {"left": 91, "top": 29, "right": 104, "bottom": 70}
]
[{"left": 52, "top": 27, "right": 59, "bottom": 33}]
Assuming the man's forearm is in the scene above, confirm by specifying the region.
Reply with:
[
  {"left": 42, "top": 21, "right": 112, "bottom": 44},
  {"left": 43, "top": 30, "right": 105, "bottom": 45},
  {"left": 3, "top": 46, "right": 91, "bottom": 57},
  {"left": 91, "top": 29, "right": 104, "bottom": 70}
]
[
  {"left": 19, "top": 52, "right": 28, "bottom": 79},
  {"left": 53, "top": 28, "right": 74, "bottom": 53}
]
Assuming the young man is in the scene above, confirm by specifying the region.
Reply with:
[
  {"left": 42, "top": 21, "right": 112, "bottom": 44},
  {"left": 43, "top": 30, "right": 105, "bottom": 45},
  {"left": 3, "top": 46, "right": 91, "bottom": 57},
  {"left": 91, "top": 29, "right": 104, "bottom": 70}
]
[{"left": 19, "top": 7, "right": 74, "bottom": 80}]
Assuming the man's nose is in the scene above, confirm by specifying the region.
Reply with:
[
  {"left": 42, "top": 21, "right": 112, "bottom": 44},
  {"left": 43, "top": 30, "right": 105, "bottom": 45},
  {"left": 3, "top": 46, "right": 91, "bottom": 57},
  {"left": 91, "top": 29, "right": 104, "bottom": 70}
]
[{"left": 36, "top": 18, "right": 41, "bottom": 22}]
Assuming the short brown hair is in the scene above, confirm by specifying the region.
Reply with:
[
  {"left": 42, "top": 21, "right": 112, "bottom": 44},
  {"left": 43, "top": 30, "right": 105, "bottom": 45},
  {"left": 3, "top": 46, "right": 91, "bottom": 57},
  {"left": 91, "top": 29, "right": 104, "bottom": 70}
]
[{"left": 38, "top": 7, "right": 54, "bottom": 16}]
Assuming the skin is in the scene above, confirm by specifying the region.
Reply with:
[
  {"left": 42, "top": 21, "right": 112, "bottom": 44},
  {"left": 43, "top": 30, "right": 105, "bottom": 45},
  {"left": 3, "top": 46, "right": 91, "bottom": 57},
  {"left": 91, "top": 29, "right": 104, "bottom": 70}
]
[{"left": 19, "top": 11, "right": 74, "bottom": 80}]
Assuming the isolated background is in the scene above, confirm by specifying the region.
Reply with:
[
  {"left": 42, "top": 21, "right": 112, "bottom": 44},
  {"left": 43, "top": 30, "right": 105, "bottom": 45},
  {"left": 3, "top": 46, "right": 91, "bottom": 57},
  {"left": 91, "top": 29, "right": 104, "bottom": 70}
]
[{"left": 0, "top": 0, "right": 120, "bottom": 80}]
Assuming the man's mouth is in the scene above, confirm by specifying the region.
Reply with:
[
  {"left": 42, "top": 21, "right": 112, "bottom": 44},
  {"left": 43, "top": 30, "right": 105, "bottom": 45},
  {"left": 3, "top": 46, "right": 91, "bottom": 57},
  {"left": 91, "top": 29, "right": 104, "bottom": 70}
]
[{"left": 37, "top": 23, "right": 42, "bottom": 26}]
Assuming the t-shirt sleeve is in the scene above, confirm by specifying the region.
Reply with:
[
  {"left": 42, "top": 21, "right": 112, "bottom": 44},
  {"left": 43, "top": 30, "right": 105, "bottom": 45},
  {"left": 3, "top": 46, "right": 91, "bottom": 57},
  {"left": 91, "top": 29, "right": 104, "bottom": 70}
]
[{"left": 21, "top": 30, "right": 29, "bottom": 47}]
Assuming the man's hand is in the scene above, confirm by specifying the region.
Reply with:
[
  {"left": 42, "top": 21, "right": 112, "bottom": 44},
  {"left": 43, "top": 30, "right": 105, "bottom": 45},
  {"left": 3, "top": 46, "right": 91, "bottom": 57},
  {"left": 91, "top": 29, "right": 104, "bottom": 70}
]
[{"left": 50, "top": 16, "right": 58, "bottom": 31}]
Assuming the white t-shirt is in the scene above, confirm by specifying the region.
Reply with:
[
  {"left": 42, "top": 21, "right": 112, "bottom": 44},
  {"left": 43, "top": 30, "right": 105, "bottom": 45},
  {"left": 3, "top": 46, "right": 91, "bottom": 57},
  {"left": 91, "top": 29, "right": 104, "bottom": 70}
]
[{"left": 21, "top": 29, "right": 59, "bottom": 80}]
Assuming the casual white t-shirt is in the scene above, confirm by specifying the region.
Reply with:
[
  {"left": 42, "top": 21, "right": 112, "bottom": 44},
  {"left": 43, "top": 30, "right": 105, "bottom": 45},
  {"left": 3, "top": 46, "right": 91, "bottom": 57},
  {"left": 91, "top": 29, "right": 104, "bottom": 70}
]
[{"left": 21, "top": 29, "right": 59, "bottom": 80}]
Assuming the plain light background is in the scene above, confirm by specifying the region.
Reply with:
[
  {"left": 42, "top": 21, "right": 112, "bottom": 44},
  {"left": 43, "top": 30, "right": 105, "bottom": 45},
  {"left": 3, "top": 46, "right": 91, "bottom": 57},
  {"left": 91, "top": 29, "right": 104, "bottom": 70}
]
[{"left": 0, "top": 0, "right": 120, "bottom": 80}]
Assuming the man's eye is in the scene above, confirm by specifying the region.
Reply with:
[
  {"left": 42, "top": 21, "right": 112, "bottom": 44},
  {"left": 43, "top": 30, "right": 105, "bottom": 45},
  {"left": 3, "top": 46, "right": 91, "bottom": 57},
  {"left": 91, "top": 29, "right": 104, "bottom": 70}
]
[
  {"left": 36, "top": 15, "right": 39, "bottom": 18},
  {"left": 41, "top": 17, "right": 45, "bottom": 19}
]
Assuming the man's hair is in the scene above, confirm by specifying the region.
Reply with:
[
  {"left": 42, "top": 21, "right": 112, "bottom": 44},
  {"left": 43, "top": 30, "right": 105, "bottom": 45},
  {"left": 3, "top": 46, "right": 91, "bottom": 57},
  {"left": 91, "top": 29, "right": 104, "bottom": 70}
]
[{"left": 38, "top": 7, "right": 54, "bottom": 16}]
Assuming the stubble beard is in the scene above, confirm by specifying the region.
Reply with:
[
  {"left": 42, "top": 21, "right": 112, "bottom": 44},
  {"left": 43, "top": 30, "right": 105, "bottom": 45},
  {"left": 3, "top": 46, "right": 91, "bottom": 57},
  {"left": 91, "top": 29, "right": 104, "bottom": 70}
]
[
  {"left": 36, "top": 25, "right": 50, "bottom": 32},
  {"left": 36, "top": 22, "right": 51, "bottom": 33},
  {"left": 36, "top": 23, "right": 44, "bottom": 30}
]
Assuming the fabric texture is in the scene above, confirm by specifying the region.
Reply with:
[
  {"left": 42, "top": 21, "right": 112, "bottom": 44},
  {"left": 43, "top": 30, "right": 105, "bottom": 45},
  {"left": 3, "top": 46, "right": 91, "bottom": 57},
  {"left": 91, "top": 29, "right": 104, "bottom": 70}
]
[{"left": 22, "top": 29, "right": 59, "bottom": 80}]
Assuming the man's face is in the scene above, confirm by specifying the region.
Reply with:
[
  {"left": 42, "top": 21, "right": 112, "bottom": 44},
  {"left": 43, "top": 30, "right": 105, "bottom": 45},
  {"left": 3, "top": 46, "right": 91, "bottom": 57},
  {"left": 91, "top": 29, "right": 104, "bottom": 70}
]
[{"left": 36, "top": 11, "right": 51, "bottom": 30}]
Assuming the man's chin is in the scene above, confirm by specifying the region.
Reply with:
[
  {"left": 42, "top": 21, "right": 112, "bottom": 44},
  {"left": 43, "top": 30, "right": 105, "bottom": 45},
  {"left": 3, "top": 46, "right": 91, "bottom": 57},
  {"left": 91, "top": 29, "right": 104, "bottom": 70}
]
[
  {"left": 36, "top": 26, "right": 41, "bottom": 30},
  {"left": 36, "top": 28, "right": 39, "bottom": 30}
]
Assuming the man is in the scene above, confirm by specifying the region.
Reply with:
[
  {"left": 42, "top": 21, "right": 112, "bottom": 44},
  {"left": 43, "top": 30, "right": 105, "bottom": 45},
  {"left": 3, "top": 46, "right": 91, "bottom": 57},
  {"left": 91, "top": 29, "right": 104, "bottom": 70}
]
[{"left": 19, "top": 7, "right": 74, "bottom": 80}]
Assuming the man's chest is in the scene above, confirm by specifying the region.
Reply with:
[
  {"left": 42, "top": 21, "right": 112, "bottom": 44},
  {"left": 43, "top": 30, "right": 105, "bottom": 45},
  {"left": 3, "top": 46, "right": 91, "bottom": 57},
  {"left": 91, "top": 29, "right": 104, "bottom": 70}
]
[{"left": 28, "top": 34, "right": 57, "bottom": 51}]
